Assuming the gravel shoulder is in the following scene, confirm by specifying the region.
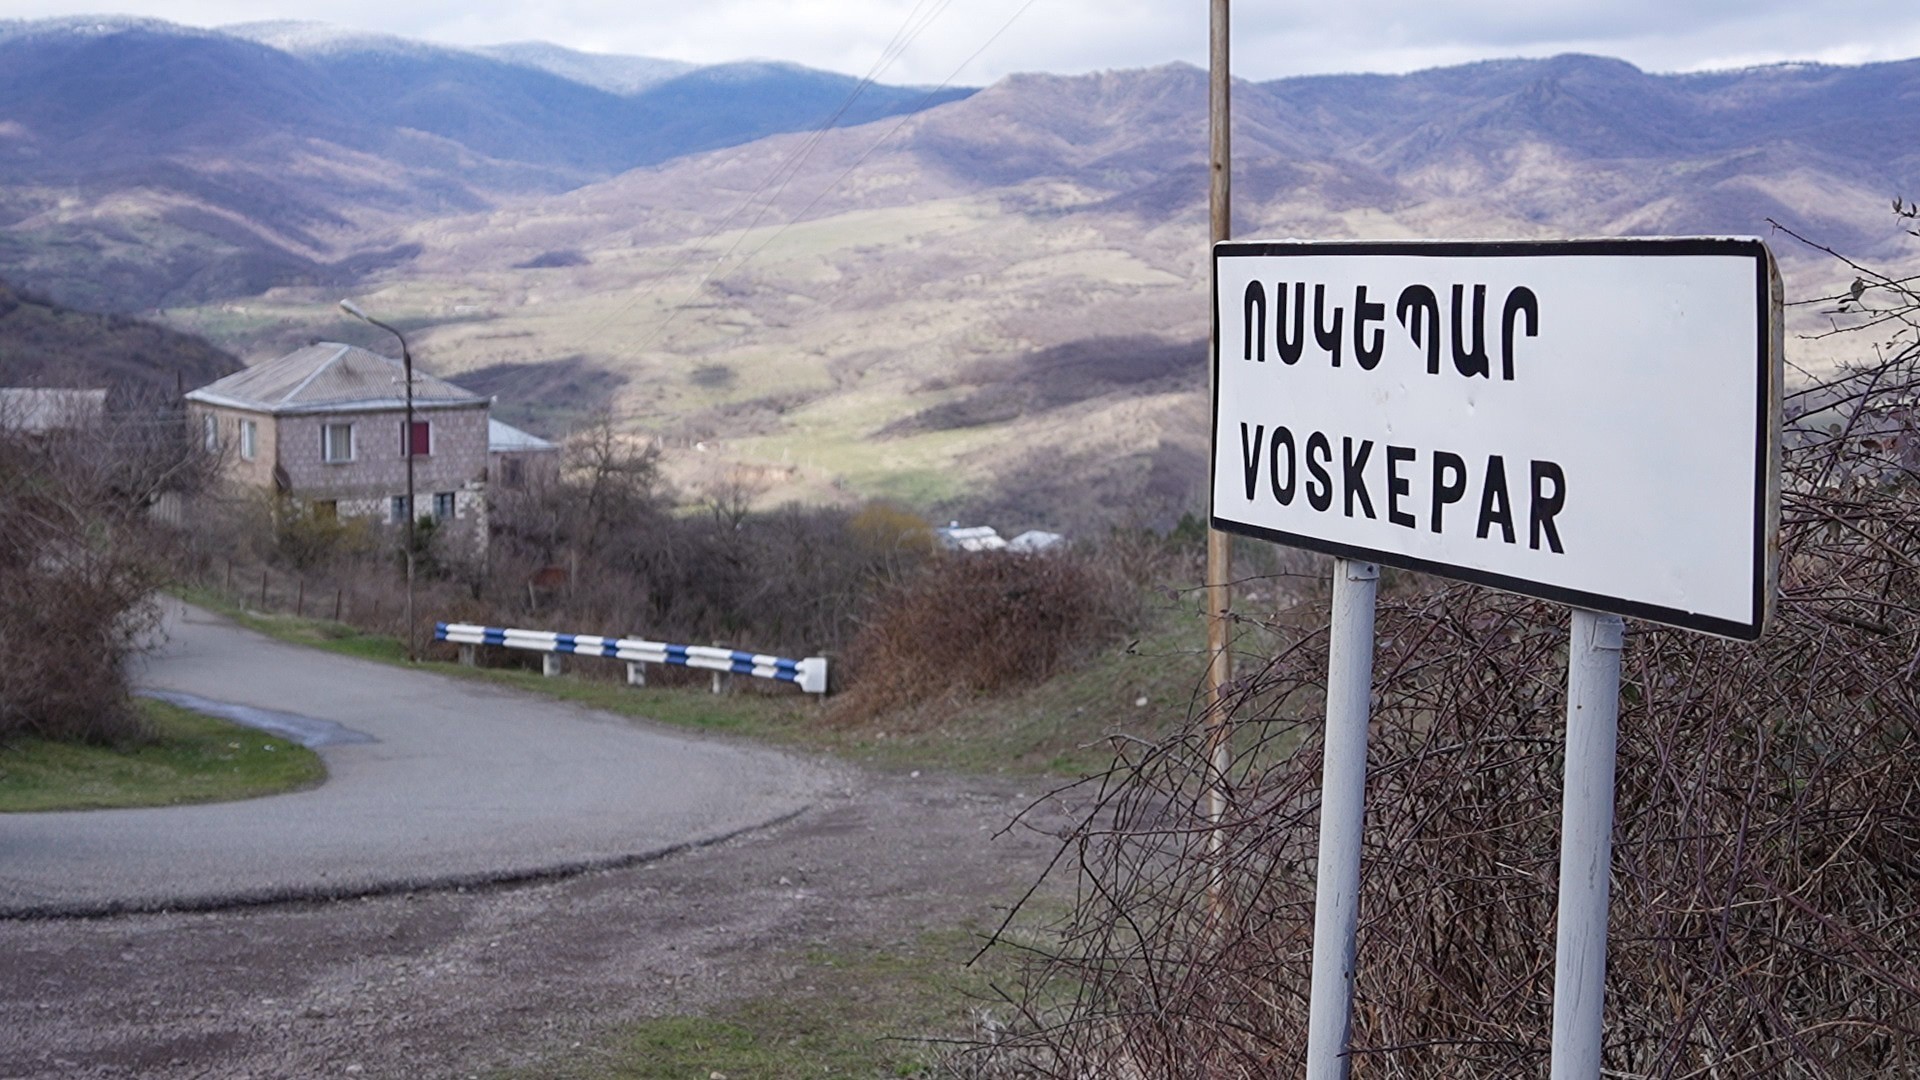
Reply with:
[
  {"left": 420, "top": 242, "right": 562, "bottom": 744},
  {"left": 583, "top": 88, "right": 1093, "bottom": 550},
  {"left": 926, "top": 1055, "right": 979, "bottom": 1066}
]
[{"left": 0, "top": 768, "right": 1074, "bottom": 1078}]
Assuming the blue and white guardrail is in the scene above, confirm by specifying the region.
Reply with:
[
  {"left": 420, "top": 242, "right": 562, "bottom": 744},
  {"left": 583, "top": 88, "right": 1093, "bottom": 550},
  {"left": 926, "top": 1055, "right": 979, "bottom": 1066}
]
[{"left": 435, "top": 622, "right": 829, "bottom": 694}]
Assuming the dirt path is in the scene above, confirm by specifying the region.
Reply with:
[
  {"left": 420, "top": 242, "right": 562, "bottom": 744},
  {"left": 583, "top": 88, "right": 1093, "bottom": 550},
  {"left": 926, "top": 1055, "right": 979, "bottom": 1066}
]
[{"left": 0, "top": 767, "right": 1074, "bottom": 1078}]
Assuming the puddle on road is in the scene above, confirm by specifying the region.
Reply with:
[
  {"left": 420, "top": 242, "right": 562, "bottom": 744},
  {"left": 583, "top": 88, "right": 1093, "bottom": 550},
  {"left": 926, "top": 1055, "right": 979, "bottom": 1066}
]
[{"left": 138, "top": 690, "right": 379, "bottom": 748}]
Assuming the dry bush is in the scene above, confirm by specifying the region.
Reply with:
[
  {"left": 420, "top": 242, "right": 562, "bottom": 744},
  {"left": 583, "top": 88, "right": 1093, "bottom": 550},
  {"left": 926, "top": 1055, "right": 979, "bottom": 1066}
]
[
  {"left": 171, "top": 414, "right": 941, "bottom": 673},
  {"left": 0, "top": 404, "right": 206, "bottom": 743},
  {"left": 966, "top": 225, "right": 1920, "bottom": 1077},
  {"left": 831, "top": 549, "right": 1138, "bottom": 726},
  {"left": 485, "top": 417, "right": 941, "bottom": 658}
]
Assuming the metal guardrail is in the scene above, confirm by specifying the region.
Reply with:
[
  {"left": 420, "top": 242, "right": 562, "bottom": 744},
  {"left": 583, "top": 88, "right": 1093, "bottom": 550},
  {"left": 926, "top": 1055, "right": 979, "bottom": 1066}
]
[{"left": 434, "top": 622, "right": 829, "bottom": 694}]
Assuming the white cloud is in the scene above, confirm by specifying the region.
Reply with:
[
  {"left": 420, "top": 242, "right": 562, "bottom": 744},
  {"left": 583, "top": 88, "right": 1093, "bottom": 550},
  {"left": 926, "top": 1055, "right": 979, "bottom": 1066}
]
[{"left": 3, "top": 0, "right": 1917, "bottom": 83}]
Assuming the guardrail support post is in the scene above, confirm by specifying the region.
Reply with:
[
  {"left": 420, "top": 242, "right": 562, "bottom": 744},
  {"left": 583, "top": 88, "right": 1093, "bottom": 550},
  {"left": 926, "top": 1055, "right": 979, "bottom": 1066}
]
[
  {"left": 458, "top": 644, "right": 476, "bottom": 667},
  {"left": 543, "top": 653, "right": 564, "bottom": 678},
  {"left": 627, "top": 661, "right": 646, "bottom": 686}
]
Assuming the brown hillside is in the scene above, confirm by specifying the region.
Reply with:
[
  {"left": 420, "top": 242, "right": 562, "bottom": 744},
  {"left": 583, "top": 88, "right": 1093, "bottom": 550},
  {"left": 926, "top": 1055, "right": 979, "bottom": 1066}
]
[{"left": 0, "top": 278, "right": 239, "bottom": 402}]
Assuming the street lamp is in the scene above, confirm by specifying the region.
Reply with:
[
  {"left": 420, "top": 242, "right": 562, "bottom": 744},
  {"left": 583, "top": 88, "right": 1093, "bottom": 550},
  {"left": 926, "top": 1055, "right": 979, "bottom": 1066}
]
[{"left": 339, "top": 299, "right": 418, "bottom": 663}]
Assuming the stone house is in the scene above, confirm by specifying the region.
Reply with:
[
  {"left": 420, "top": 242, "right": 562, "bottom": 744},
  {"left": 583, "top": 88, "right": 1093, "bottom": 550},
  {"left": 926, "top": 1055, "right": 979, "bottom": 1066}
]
[
  {"left": 488, "top": 418, "right": 560, "bottom": 492},
  {"left": 185, "top": 342, "right": 492, "bottom": 555}
]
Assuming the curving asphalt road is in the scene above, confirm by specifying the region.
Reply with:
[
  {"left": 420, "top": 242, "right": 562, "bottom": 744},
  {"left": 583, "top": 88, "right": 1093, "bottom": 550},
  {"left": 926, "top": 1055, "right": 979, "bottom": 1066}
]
[{"left": 0, "top": 599, "right": 839, "bottom": 918}]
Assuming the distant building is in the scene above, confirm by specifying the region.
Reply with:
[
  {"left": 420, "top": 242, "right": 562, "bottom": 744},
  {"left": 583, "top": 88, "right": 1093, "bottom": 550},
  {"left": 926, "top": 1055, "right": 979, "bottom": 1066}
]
[
  {"left": 0, "top": 387, "right": 106, "bottom": 435},
  {"left": 936, "top": 523, "right": 1008, "bottom": 553},
  {"left": 488, "top": 418, "right": 560, "bottom": 492},
  {"left": 1008, "top": 529, "right": 1065, "bottom": 552},
  {"left": 934, "top": 522, "right": 1066, "bottom": 554},
  {"left": 185, "top": 342, "right": 491, "bottom": 556}
]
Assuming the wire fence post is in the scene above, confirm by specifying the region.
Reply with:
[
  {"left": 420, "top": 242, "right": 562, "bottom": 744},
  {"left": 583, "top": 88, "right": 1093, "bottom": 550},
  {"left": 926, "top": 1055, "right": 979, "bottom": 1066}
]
[{"left": 1305, "top": 558, "right": 1379, "bottom": 1080}]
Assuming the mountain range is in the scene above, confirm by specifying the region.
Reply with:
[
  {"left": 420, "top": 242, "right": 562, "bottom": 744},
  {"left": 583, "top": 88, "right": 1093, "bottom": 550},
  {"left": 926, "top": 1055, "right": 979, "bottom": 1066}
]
[
  {"left": 363, "top": 54, "right": 1917, "bottom": 525},
  {"left": 0, "top": 17, "right": 971, "bottom": 310},
  {"left": 3, "top": 17, "right": 1917, "bottom": 525}
]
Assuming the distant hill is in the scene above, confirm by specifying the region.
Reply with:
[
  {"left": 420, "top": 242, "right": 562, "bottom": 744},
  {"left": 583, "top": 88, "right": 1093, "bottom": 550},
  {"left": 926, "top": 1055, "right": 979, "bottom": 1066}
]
[
  {"left": 462, "top": 54, "right": 1917, "bottom": 267},
  {"left": 371, "top": 54, "right": 1920, "bottom": 526},
  {"left": 0, "top": 17, "right": 974, "bottom": 310},
  {"left": 472, "top": 41, "right": 697, "bottom": 94},
  {"left": 0, "top": 276, "right": 240, "bottom": 403},
  {"left": 6, "top": 28, "right": 1919, "bottom": 525}
]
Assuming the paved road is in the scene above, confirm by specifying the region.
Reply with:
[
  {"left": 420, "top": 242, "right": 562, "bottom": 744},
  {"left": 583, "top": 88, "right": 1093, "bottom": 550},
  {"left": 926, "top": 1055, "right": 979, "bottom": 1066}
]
[{"left": 0, "top": 599, "right": 838, "bottom": 917}]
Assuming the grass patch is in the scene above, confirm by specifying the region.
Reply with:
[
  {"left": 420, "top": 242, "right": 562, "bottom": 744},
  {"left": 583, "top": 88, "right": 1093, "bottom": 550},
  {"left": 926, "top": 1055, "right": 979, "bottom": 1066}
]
[
  {"left": 528, "top": 928, "right": 1017, "bottom": 1079},
  {"left": 911, "top": 598, "right": 1209, "bottom": 776},
  {"left": 379, "top": 649, "right": 1183, "bottom": 777},
  {"left": 173, "top": 586, "right": 407, "bottom": 663},
  {"left": 0, "top": 697, "right": 325, "bottom": 812}
]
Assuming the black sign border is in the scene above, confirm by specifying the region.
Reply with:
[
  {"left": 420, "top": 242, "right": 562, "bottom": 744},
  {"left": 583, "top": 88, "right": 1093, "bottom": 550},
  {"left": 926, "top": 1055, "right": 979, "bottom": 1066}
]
[{"left": 1209, "top": 237, "right": 1780, "bottom": 641}]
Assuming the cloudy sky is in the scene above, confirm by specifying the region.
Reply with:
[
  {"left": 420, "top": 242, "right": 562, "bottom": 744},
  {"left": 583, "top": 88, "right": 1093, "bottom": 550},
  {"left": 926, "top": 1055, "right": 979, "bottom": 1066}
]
[{"left": 8, "top": 0, "right": 1920, "bottom": 84}]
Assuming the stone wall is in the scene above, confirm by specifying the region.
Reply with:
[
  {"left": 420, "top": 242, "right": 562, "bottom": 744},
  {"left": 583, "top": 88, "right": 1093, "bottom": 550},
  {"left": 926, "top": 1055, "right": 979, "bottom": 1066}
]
[
  {"left": 189, "top": 403, "right": 278, "bottom": 490},
  {"left": 191, "top": 401, "right": 491, "bottom": 558}
]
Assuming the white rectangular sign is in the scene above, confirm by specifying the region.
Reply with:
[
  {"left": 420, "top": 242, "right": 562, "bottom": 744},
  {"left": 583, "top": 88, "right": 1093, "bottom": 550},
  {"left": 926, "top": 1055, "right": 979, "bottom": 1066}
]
[{"left": 1211, "top": 238, "right": 1781, "bottom": 639}]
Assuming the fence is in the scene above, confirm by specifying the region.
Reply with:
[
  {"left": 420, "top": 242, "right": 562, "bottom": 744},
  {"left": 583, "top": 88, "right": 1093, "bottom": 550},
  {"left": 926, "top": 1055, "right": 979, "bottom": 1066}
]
[
  {"left": 188, "top": 557, "right": 400, "bottom": 630},
  {"left": 434, "top": 622, "right": 830, "bottom": 695}
]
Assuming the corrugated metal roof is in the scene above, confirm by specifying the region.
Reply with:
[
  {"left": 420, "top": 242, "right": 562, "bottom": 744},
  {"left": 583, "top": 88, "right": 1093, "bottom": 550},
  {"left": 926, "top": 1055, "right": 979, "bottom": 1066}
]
[
  {"left": 184, "top": 342, "right": 486, "bottom": 414},
  {"left": 1009, "top": 530, "right": 1065, "bottom": 552},
  {"left": 488, "top": 419, "right": 557, "bottom": 453},
  {"left": 936, "top": 524, "right": 1008, "bottom": 552}
]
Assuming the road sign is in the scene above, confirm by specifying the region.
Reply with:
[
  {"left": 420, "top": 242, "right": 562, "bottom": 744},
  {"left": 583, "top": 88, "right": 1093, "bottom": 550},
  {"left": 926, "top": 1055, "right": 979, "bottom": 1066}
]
[{"left": 1211, "top": 237, "right": 1782, "bottom": 640}]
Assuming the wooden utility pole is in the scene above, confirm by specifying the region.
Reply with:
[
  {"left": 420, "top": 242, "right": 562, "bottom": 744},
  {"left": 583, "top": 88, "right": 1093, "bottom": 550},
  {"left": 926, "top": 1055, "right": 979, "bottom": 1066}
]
[{"left": 1205, "top": 0, "right": 1234, "bottom": 858}]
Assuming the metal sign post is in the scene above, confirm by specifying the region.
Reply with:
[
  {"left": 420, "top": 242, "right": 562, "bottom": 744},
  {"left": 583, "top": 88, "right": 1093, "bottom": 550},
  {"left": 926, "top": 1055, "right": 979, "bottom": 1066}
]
[
  {"left": 1304, "top": 558, "right": 1379, "bottom": 1080},
  {"left": 1549, "top": 609, "right": 1626, "bottom": 1077},
  {"left": 1207, "top": 237, "right": 1781, "bottom": 1075}
]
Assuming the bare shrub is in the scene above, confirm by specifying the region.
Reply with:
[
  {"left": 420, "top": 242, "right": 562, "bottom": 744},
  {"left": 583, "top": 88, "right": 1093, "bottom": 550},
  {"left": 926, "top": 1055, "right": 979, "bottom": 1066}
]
[
  {"left": 482, "top": 414, "right": 945, "bottom": 659},
  {"left": 967, "top": 223, "right": 1920, "bottom": 1076},
  {"left": 831, "top": 550, "right": 1139, "bottom": 726},
  {"left": 274, "top": 502, "right": 380, "bottom": 571},
  {"left": 0, "top": 402, "right": 207, "bottom": 743}
]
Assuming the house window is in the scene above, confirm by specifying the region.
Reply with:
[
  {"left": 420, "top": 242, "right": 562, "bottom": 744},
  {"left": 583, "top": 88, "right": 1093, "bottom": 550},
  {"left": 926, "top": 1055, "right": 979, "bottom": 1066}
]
[
  {"left": 501, "top": 457, "right": 524, "bottom": 489},
  {"left": 390, "top": 495, "right": 412, "bottom": 524},
  {"left": 433, "top": 492, "right": 455, "bottom": 520},
  {"left": 323, "top": 423, "right": 354, "bottom": 463},
  {"left": 202, "top": 413, "right": 219, "bottom": 452},
  {"left": 239, "top": 419, "right": 257, "bottom": 461},
  {"left": 406, "top": 419, "right": 431, "bottom": 457}
]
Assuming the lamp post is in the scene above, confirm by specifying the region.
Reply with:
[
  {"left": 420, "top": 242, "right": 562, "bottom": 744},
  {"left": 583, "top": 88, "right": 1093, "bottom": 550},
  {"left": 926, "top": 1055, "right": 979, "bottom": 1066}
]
[{"left": 339, "top": 299, "right": 417, "bottom": 663}]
